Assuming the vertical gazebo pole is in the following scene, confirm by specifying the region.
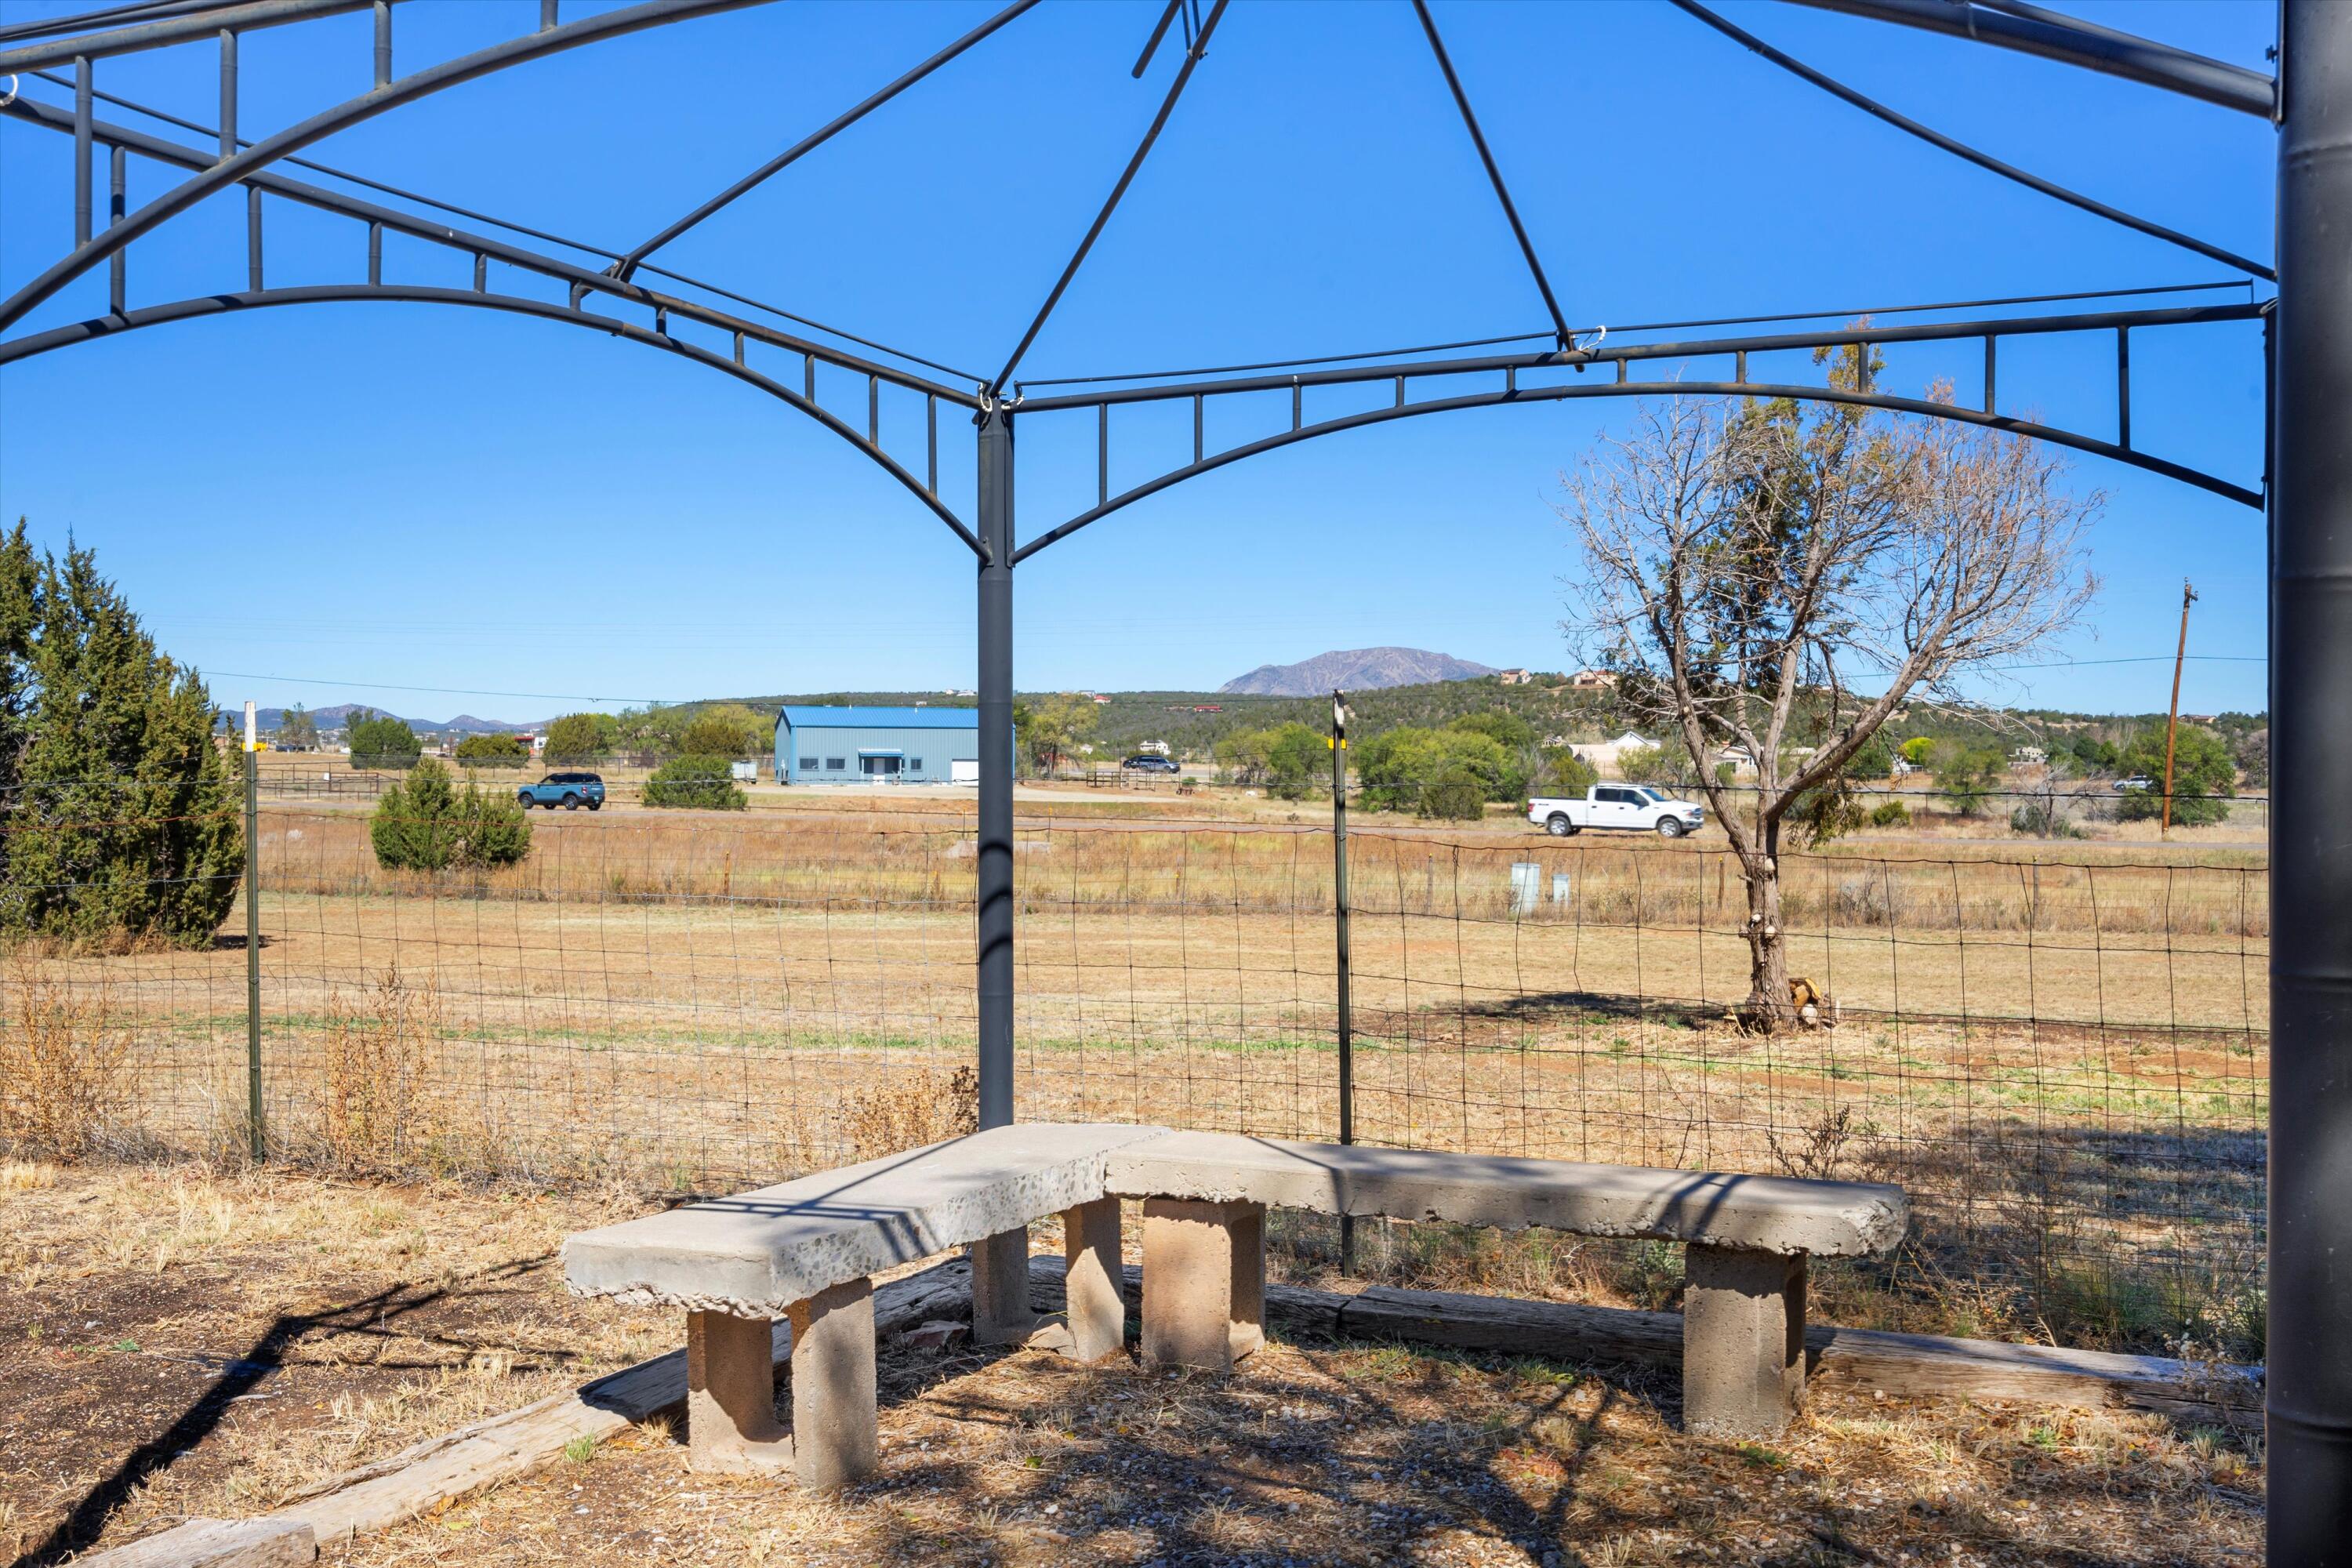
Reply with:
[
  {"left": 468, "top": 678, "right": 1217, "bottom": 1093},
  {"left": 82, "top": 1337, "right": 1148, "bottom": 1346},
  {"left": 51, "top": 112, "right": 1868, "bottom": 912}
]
[
  {"left": 975, "top": 401, "right": 1016, "bottom": 1133},
  {"left": 2268, "top": 2, "right": 2352, "bottom": 1557},
  {"left": 969, "top": 398, "right": 1033, "bottom": 1342}
]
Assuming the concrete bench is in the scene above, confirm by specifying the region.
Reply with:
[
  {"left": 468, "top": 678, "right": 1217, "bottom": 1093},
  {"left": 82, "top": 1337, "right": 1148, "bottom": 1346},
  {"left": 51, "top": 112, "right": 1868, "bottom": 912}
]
[
  {"left": 564, "top": 1123, "right": 1905, "bottom": 1483},
  {"left": 1101, "top": 1132, "right": 1906, "bottom": 1436},
  {"left": 562, "top": 1123, "right": 1166, "bottom": 1481}
]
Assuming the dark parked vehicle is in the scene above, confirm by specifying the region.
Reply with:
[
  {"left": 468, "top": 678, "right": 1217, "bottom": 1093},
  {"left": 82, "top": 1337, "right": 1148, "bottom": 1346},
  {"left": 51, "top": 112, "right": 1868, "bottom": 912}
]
[
  {"left": 517, "top": 771, "right": 604, "bottom": 811},
  {"left": 1122, "top": 755, "right": 1181, "bottom": 775}
]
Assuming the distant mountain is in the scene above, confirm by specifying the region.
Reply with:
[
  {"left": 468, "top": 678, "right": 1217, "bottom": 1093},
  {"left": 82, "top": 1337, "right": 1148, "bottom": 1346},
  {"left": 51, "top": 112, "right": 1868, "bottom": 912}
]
[
  {"left": 1219, "top": 648, "right": 1498, "bottom": 698},
  {"left": 244, "top": 703, "right": 542, "bottom": 735}
]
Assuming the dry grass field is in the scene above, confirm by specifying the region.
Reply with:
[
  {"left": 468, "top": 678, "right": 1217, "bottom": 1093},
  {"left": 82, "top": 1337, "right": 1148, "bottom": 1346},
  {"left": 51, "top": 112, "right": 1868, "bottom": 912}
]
[
  {"left": 4, "top": 800, "right": 2267, "bottom": 1358},
  {"left": 0, "top": 1162, "right": 2265, "bottom": 1568}
]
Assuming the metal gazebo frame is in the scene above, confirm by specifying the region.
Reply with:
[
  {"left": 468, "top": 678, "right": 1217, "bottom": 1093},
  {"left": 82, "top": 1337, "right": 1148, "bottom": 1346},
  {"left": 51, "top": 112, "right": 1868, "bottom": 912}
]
[{"left": 2, "top": 0, "right": 2343, "bottom": 1552}]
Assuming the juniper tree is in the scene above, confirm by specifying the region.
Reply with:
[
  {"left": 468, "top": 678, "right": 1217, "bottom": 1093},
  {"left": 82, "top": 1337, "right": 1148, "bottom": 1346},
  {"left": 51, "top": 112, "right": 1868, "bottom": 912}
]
[{"left": 0, "top": 526, "right": 243, "bottom": 946}]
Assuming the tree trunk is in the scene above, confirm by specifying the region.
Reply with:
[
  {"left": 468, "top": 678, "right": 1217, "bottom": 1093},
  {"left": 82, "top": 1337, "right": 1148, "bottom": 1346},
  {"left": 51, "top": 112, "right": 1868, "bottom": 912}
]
[{"left": 1740, "top": 832, "right": 1794, "bottom": 1030}]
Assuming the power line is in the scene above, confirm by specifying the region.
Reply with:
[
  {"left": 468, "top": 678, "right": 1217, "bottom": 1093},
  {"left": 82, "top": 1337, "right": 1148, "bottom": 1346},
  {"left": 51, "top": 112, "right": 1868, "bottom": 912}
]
[
  {"left": 203, "top": 672, "right": 681, "bottom": 706},
  {"left": 1990, "top": 654, "right": 2266, "bottom": 671}
]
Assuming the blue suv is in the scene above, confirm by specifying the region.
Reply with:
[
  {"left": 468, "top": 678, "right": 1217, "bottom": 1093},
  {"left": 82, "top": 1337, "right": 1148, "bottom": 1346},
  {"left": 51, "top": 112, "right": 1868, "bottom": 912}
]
[{"left": 516, "top": 771, "right": 604, "bottom": 811}]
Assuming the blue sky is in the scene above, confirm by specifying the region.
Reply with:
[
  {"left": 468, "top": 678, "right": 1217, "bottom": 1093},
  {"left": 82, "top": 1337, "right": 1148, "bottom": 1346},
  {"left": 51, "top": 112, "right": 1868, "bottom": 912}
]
[{"left": 0, "top": 0, "right": 2275, "bottom": 721}]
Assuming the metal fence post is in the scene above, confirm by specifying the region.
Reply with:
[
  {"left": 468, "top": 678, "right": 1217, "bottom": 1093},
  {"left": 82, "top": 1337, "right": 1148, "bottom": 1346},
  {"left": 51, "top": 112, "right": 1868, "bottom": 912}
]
[
  {"left": 243, "top": 702, "right": 263, "bottom": 1161},
  {"left": 1331, "top": 691, "right": 1355, "bottom": 1274},
  {"left": 2270, "top": 2, "right": 2352, "bottom": 1555}
]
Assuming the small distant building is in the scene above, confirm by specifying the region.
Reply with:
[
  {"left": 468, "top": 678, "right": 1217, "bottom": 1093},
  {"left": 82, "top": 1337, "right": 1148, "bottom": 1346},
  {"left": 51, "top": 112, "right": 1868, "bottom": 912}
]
[
  {"left": 1496, "top": 668, "right": 1534, "bottom": 685},
  {"left": 1570, "top": 669, "right": 1621, "bottom": 691},
  {"left": 2011, "top": 744, "right": 2049, "bottom": 767},
  {"left": 774, "top": 706, "right": 984, "bottom": 786}
]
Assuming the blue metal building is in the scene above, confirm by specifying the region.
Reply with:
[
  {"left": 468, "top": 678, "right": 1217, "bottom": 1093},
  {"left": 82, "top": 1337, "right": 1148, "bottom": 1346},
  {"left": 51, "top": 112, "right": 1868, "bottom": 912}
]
[{"left": 774, "top": 706, "right": 982, "bottom": 785}]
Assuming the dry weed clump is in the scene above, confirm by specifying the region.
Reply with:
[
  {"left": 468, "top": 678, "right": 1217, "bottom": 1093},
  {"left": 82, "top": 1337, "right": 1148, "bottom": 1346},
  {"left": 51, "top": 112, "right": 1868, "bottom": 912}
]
[
  {"left": 0, "top": 954, "right": 130, "bottom": 1162},
  {"left": 1, "top": 1160, "right": 60, "bottom": 1190},
  {"left": 303, "top": 965, "right": 446, "bottom": 1174},
  {"left": 839, "top": 1064, "right": 979, "bottom": 1162}
]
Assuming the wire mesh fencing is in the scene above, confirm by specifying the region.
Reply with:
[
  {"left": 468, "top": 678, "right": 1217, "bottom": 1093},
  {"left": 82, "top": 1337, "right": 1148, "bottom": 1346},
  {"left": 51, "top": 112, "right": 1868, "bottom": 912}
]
[{"left": 2, "top": 782, "right": 2266, "bottom": 1357}]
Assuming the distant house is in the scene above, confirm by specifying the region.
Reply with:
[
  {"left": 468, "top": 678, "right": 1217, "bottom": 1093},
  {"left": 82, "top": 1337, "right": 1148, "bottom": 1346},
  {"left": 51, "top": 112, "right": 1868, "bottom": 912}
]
[
  {"left": 1570, "top": 670, "right": 1621, "bottom": 691},
  {"left": 774, "top": 706, "right": 985, "bottom": 786},
  {"left": 2011, "top": 745, "right": 2049, "bottom": 767},
  {"left": 1496, "top": 668, "right": 1534, "bottom": 685}
]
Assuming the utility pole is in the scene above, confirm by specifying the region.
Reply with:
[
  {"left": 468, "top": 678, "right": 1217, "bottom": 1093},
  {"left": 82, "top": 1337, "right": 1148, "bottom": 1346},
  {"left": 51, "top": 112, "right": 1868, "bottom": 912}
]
[
  {"left": 2160, "top": 579, "right": 2196, "bottom": 837},
  {"left": 1330, "top": 690, "right": 1355, "bottom": 1275}
]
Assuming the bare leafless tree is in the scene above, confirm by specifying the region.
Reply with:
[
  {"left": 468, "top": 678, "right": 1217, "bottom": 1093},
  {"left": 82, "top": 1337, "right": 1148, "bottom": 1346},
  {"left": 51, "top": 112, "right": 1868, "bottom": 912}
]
[{"left": 1559, "top": 362, "right": 2098, "bottom": 1026}]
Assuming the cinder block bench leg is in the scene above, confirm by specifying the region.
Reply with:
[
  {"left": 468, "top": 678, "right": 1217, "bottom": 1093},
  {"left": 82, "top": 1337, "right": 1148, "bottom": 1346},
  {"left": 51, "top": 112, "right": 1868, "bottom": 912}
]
[
  {"left": 1141, "top": 1196, "right": 1266, "bottom": 1374},
  {"left": 971, "top": 1228, "right": 1038, "bottom": 1345},
  {"left": 1229, "top": 1202, "right": 1265, "bottom": 1361},
  {"left": 789, "top": 1276, "right": 878, "bottom": 1489},
  {"left": 1682, "top": 1243, "right": 1806, "bottom": 1437},
  {"left": 1062, "top": 1196, "right": 1127, "bottom": 1362},
  {"left": 685, "top": 1310, "right": 792, "bottom": 1474}
]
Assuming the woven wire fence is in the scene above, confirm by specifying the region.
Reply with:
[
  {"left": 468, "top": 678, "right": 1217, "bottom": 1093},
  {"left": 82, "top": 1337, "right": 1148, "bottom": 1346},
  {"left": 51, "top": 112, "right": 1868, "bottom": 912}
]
[{"left": 3, "top": 783, "right": 2267, "bottom": 1355}]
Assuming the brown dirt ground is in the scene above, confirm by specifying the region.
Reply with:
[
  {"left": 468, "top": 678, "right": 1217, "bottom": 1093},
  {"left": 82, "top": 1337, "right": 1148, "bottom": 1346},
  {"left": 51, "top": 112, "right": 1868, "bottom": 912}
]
[{"left": 2, "top": 1162, "right": 2262, "bottom": 1567}]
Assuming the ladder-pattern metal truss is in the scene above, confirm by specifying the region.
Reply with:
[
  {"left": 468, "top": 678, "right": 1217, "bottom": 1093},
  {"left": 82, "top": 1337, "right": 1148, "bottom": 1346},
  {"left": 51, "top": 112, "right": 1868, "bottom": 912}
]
[{"left": 0, "top": 0, "right": 2272, "bottom": 568}]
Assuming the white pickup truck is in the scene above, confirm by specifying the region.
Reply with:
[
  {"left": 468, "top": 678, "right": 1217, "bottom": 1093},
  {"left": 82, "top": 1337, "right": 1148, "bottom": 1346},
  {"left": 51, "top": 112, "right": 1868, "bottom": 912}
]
[{"left": 1527, "top": 784, "right": 1706, "bottom": 838}]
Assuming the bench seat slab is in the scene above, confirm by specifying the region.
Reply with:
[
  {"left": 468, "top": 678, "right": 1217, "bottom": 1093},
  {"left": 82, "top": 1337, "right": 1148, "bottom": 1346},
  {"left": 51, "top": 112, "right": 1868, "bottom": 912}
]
[
  {"left": 1142, "top": 1197, "right": 1265, "bottom": 1374},
  {"left": 1682, "top": 1243, "right": 1806, "bottom": 1436},
  {"left": 1107, "top": 1133, "right": 1904, "bottom": 1258},
  {"left": 565, "top": 1123, "right": 1167, "bottom": 1316}
]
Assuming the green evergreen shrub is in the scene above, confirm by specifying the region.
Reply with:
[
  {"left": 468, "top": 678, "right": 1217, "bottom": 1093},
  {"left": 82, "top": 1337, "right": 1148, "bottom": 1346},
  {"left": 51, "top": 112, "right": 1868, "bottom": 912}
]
[
  {"left": 372, "top": 759, "right": 461, "bottom": 870},
  {"left": 1355, "top": 726, "right": 1512, "bottom": 811},
  {"left": 641, "top": 754, "right": 748, "bottom": 811},
  {"left": 459, "top": 784, "right": 532, "bottom": 867},
  {"left": 0, "top": 524, "right": 243, "bottom": 948},
  {"left": 2114, "top": 726, "right": 2236, "bottom": 826},
  {"left": 349, "top": 711, "right": 422, "bottom": 770},
  {"left": 370, "top": 758, "right": 532, "bottom": 869},
  {"left": 542, "top": 712, "right": 615, "bottom": 764},
  {"left": 453, "top": 732, "right": 529, "bottom": 767},
  {"left": 1418, "top": 764, "right": 1488, "bottom": 821}
]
